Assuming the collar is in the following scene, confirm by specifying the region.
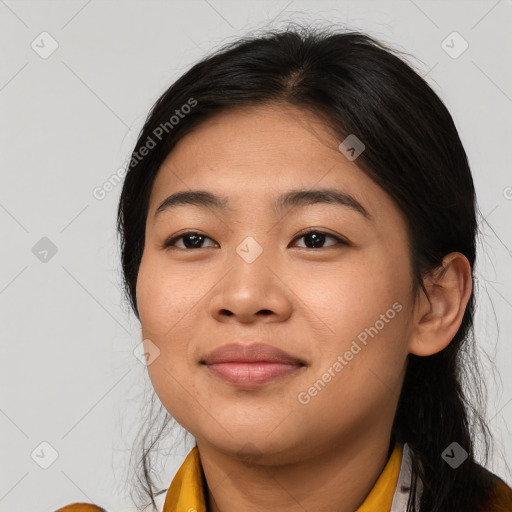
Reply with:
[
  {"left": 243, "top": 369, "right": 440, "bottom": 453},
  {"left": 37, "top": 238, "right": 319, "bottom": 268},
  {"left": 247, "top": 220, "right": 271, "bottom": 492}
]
[{"left": 160, "top": 442, "right": 420, "bottom": 512}]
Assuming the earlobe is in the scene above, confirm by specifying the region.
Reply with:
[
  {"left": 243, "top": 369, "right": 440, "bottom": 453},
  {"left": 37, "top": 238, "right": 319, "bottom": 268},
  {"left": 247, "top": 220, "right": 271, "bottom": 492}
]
[{"left": 408, "top": 252, "right": 472, "bottom": 357}]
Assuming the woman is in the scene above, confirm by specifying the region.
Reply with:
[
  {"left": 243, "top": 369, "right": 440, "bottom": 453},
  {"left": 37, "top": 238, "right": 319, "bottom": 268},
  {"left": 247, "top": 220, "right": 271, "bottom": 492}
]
[{"left": 56, "top": 24, "right": 512, "bottom": 512}]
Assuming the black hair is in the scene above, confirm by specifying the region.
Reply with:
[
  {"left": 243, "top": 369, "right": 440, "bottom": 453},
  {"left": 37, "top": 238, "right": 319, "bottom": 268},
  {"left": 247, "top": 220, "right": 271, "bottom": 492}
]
[{"left": 117, "top": 23, "right": 493, "bottom": 512}]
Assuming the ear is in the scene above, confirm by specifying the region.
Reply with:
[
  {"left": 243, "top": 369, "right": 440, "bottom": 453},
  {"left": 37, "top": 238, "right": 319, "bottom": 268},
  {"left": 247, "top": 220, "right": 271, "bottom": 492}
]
[{"left": 408, "top": 252, "right": 473, "bottom": 356}]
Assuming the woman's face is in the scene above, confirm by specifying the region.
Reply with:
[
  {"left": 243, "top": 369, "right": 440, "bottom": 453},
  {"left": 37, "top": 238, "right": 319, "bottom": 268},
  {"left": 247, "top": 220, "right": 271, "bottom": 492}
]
[{"left": 136, "top": 103, "right": 417, "bottom": 462}]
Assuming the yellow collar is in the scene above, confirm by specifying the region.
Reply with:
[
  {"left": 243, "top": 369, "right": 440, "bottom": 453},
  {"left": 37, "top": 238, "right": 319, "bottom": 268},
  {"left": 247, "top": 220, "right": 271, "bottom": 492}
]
[{"left": 163, "top": 443, "right": 403, "bottom": 512}]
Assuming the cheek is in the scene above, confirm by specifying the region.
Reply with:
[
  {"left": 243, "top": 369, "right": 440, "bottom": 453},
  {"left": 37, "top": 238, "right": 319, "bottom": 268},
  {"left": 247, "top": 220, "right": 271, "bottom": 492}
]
[
  {"left": 307, "top": 253, "right": 412, "bottom": 389},
  {"left": 297, "top": 274, "right": 410, "bottom": 437},
  {"left": 136, "top": 253, "right": 196, "bottom": 336},
  {"left": 136, "top": 257, "right": 197, "bottom": 423},
  {"left": 301, "top": 252, "right": 409, "bottom": 338},
  {"left": 136, "top": 254, "right": 208, "bottom": 413}
]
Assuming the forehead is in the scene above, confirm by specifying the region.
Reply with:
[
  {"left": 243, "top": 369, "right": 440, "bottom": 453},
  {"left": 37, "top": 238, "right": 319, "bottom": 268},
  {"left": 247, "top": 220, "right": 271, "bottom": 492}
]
[
  {"left": 172, "top": 103, "right": 340, "bottom": 166},
  {"left": 148, "top": 104, "right": 403, "bottom": 228}
]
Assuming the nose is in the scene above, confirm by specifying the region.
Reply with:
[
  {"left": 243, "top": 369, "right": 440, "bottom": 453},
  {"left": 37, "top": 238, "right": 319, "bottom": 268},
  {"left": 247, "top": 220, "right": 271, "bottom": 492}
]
[{"left": 208, "top": 254, "right": 293, "bottom": 325}]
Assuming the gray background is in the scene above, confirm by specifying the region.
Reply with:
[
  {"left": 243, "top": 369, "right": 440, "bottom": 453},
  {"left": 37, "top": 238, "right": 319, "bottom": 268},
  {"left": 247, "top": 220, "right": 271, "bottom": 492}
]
[{"left": 1, "top": 1, "right": 511, "bottom": 511}]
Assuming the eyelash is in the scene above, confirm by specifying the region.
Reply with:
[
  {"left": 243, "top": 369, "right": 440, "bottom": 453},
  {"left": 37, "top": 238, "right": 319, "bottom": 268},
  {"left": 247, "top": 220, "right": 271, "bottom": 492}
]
[{"left": 162, "top": 229, "right": 349, "bottom": 250}]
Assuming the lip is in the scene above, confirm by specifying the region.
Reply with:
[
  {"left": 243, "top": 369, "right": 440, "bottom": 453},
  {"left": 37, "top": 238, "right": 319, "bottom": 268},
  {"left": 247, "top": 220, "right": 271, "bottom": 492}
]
[
  {"left": 201, "top": 343, "right": 306, "bottom": 387},
  {"left": 202, "top": 342, "right": 305, "bottom": 365}
]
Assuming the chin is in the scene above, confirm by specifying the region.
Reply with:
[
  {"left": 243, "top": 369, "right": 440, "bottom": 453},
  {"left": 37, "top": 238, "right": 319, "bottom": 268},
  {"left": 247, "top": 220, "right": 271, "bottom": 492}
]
[{"left": 197, "top": 427, "right": 306, "bottom": 462}]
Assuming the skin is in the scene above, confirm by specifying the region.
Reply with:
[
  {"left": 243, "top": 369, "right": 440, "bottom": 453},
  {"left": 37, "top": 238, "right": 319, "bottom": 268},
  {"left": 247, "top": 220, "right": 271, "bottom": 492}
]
[{"left": 136, "top": 103, "right": 472, "bottom": 512}]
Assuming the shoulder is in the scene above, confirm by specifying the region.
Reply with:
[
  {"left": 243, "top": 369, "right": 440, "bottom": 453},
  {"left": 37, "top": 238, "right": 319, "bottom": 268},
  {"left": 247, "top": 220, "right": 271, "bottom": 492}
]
[
  {"left": 54, "top": 489, "right": 168, "bottom": 512},
  {"left": 473, "top": 464, "right": 512, "bottom": 512},
  {"left": 54, "top": 505, "right": 107, "bottom": 512}
]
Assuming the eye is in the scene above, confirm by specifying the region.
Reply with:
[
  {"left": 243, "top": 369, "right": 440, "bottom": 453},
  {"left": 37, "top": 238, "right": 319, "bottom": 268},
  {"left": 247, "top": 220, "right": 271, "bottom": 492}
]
[
  {"left": 290, "top": 229, "right": 348, "bottom": 249},
  {"left": 163, "top": 231, "right": 218, "bottom": 250},
  {"left": 163, "top": 229, "right": 348, "bottom": 250}
]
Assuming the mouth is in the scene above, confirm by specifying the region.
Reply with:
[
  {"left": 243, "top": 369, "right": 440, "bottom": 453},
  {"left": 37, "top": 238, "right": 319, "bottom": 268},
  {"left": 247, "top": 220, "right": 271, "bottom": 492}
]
[
  {"left": 201, "top": 342, "right": 307, "bottom": 387},
  {"left": 204, "top": 361, "right": 305, "bottom": 387}
]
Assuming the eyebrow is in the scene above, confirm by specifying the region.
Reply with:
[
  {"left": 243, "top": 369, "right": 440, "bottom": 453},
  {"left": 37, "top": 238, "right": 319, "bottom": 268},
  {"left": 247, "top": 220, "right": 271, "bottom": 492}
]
[{"left": 155, "top": 188, "right": 371, "bottom": 220}]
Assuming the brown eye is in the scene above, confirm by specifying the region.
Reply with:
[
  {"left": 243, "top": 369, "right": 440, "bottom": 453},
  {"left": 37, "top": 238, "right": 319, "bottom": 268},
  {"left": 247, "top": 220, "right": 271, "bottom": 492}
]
[
  {"left": 163, "top": 229, "right": 348, "bottom": 251},
  {"left": 291, "top": 230, "right": 348, "bottom": 249},
  {"left": 163, "top": 232, "right": 218, "bottom": 250}
]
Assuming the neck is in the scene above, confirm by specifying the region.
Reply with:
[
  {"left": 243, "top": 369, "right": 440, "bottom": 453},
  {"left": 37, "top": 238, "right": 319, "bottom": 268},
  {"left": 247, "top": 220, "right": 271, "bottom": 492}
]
[{"left": 197, "top": 431, "right": 395, "bottom": 512}]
